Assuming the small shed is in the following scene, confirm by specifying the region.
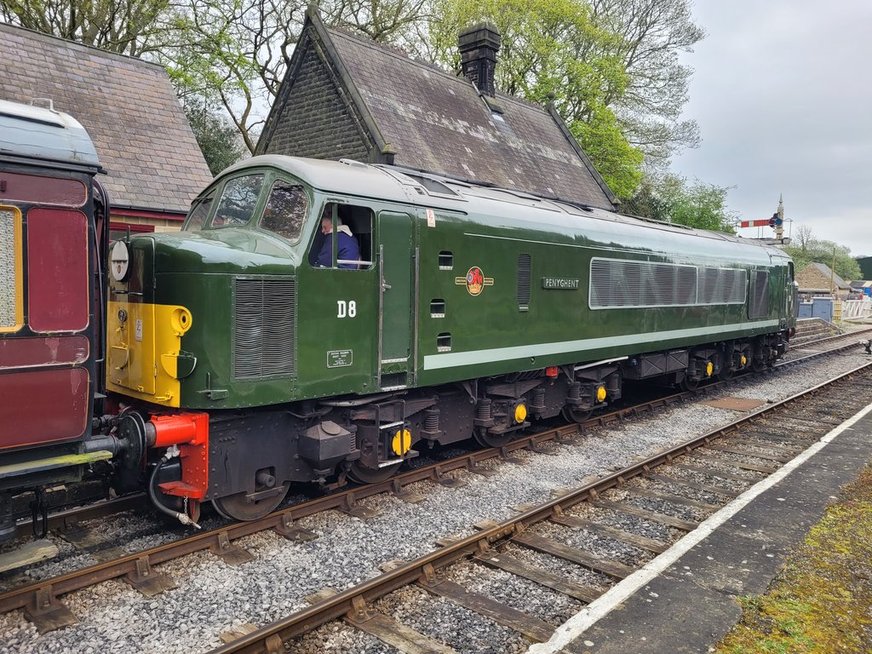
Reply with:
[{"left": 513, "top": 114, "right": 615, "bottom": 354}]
[{"left": 796, "top": 262, "right": 850, "bottom": 299}]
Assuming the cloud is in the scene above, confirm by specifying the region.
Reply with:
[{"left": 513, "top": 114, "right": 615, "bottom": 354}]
[{"left": 672, "top": 0, "right": 872, "bottom": 260}]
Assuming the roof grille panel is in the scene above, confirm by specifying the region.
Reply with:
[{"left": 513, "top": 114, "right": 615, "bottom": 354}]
[{"left": 234, "top": 277, "right": 295, "bottom": 379}]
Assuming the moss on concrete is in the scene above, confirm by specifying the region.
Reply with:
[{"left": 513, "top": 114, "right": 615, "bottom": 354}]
[{"left": 715, "top": 464, "right": 872, "bottom": 653}]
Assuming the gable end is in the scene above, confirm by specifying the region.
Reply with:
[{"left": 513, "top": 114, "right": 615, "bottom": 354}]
[{"left": 257, "top": 27, "right": 379, "bottom": 162}]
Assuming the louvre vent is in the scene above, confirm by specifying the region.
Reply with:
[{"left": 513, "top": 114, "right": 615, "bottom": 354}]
[
  {"left": 517, "top": 254, "right": 531, "bottom": 311},
  {"left": 590, "top": 258, "right": 751, "bottom": 309},
  {"left": 749, "top": 270, "right": 769, "bottom": 318},
  {"left": 698, "top": 268, "right": 747, "bottom": 304},
  {"left": 590, "top": 259, "right": 697, "bottom": 309},
  {"left": 234, "top": 277, "right": 295, "bottom": 379}
]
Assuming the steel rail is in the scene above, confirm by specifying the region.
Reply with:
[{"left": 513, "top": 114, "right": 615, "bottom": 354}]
[
  {"left": 789, "top": 326, "right": 872, "bottom": 350},
  {"left": 208, "top": 359, "right": 872, "bottom": 654},
  {"left": 2, "top": 341, "right": 866, "bottom": 620},
  {"left": 12, "top": 333, "right": 866, "bottom": 538}
]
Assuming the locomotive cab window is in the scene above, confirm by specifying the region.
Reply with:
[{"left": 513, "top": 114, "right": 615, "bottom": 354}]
[
  {"left": 210, "top": 174, "right": 264, "bottom": 228},
  {"left": 184, "top": 191, "right": 215, "bottom": 231},
  {"left": 259, "top": 180, "right": 307, "bottom": 242},
  {"left": 309, "top": 202, "right": 373, "bottom": 270}
]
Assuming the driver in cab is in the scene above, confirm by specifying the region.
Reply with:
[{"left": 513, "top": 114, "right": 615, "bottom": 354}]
[{"left": 316, "top": 207, "right": 360, "bottom": 270}]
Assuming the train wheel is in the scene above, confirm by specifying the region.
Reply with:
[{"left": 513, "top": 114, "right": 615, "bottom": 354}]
[
  {"left": 473, "top": 426, "right": 514, "bottom": 448},
  {"left": 347, "top": 460, "right": 402, "bottom": 484},
  {"left": 680, "top": 376, "right": 701, "bottom": 392},
  {"left": 212, "top": 483, "right": 289, "bottom": 521},
  {"left": 561, "top": 406, "right": 592, "bottom": 424}
]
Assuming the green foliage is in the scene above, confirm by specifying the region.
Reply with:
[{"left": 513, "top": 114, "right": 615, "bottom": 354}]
[
  {"left": 429, "top": 0, "right": 644, "bottom": 198},
  {"left": 623, "top": 174, "right": 737, "bottom": 233},
  {"left": 183, "top": 99, "right": 245, "bottom": 175},
  {"left": 570, "top": 105, "right": 643, "bottom": 199},
  {"left": 784, "top": 231, "right": 862, "bottom": 281},
  {"left": 0, "top": 0, "right": 168, "bottom": 55}
]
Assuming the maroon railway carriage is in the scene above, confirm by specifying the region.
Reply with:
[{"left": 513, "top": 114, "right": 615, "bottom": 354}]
[{"left": 0, "top": 99, "right": 112, "bottom": 541}]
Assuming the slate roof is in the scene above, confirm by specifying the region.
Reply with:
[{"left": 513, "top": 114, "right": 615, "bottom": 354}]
[
  {"left": 258, "top": 11, "right": 616, "bottom": 210},
  {"left": 796, "top": 262, "right": 850, "bottom": 292},
  {"left": 0, "top": 22, "right": 212, "bottom": 214}
]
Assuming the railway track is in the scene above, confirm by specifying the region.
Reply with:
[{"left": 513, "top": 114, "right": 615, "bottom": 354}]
[
  {"left": 0, "top": 341, "right": 868, "bottom": 643},
  {"left": 210, "top": 360, "right": 872, "bottom": 654},
  {"left": 782, "top": 325, "right": 872, "bottom": 360},
  {"left": 11, "top": 331, "right": 870, "bottom": 544}
]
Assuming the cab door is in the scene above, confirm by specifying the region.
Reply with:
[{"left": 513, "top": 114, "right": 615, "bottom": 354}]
[{"left": 376, "top": 211, "right": 415, "bottom": 389}]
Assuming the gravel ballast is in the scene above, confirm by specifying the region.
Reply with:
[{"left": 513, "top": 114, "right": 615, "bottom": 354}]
[{"left": 0, "top": 351, "right": 867, "bottom": 654}]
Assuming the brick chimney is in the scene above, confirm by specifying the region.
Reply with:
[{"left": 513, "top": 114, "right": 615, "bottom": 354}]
[{"left": 458, "top": 23, "right": 501, "bottom": 97}]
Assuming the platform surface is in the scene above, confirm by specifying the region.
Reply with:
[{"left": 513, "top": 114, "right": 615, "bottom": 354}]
[{"left": 548, "top": 402, "right": 872, "bottom": 654}]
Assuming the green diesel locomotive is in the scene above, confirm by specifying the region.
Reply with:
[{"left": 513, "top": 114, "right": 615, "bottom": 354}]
[{"left": 106, "top": 155, "right": 796, "bottom": 522}]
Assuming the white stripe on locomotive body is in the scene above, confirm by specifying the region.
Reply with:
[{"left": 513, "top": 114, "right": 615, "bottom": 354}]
[{"left": 422, "top": 319, "right": 780, "bottom": 371}]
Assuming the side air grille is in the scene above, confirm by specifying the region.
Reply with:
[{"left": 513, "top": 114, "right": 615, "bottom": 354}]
[
  {"left": 590, "top": 258, "right": 750, "bottom": 309},
  {"left": 517, "top": 254, "right": 531, "bottom": 311},
  {"left": 590, "top": 258, "right": 697, "bottom": 309},
  {"left": 698, "top": 268, "right": 747, "bottom": 304},
  {"left": 234, "top": 277, "right": 295, "bottom": 379},
  {"left": 749, "top": 270, "right": 770, "bottom": 318}
]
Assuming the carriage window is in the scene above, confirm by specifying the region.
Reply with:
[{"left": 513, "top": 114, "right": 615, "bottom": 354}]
[
  {"left": 0, "top": 206, "right": 23, "bottom": 333},
  {"left": 308, "top": 202, "right": 373, "bottom": 270},
  {"left": 185, "top": 193, "right": 214, "bottom": 231},
  {"left": 210, "top": 174, "right": 264, "bottom": 228},
  {"left": 259, "top": 181, "right": 307, "bottom": 242}
]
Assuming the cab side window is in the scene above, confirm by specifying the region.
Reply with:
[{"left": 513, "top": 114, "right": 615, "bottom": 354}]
[
  {"left": 210, "top": 174, "right": 264, "bottom": 228},
  {"left": 184, "top": 192, "right": 214, "bottom": 231},
  {"left": 259, "top": 181, "right": 307, "bottom": 242},
  {"left": 308, "top": 202, "right": 373, "bottom": 270}
]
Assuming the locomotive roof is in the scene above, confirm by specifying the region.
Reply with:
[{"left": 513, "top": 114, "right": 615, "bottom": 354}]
[
  {"left": 0, "top": 98, "right": 100, "bottom": 170},
  {"left": 224, "top": 154, "right": 788, "bottom": 263}
]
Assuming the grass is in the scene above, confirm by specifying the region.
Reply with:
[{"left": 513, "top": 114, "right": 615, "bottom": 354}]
[{"left": 714, "top": 464, "right": 872, "bottom": 654}]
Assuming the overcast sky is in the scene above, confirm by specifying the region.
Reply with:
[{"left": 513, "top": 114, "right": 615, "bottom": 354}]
[{"left": 672, "top": 1, "right": 872, "bottom": 257}]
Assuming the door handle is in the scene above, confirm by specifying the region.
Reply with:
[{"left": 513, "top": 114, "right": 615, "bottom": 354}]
[{"left": 382, "top": 281, "right": 392, "bottom": 291}]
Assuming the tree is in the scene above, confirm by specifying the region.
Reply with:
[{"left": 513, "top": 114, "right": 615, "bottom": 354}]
[
  {"left": 586, "top": 0, "right": 703, "bottom": 166},
  {"left": 784, "top": 228, "right": 862, "bottom": 281},
  {"left": 183, "top": 98, "right": 246, "bottom": 175},
  {"left": 158, "top": 0, "right": 429, "bottom": 154},
  {"left": 0, "top": 0, "right": 168, "bottom": 55},
  {"left": 428, "top": 0, "right": 643, "bottom": 197},
  {"left": 622, "top": 173, "right": 736, "bottom": 233}
]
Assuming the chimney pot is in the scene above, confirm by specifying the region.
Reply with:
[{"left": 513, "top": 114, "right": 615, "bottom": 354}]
[{"left": 458, "top": 23, "right": 501, "bottom": 97}]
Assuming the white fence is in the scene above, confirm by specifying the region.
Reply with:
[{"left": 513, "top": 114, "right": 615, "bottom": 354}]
[{"left": 842, "top": 298, "right": 872, "bottom": 321}]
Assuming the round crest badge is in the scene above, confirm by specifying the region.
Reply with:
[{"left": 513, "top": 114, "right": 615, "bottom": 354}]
[{"left": 466, "top": 266, "right": 485, "bottom": 296}]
